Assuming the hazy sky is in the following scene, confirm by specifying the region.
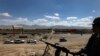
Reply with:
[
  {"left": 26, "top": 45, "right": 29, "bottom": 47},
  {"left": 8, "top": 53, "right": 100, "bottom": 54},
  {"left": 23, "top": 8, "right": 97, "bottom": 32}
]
[{"left": 0, "top": 0, "right": 99, "bottom": 27}]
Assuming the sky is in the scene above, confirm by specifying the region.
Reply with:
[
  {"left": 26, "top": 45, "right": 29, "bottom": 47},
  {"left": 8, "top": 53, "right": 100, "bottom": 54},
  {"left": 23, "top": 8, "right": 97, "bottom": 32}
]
[{"left": 0, "top": 0, "right": 100, "bottom": 27}]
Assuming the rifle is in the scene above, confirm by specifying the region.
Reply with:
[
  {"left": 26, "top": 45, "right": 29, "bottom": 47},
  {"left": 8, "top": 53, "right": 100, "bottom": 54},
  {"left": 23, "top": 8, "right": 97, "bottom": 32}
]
[{"left": 41, "top": 40, "right": 70, "bottom": 56}]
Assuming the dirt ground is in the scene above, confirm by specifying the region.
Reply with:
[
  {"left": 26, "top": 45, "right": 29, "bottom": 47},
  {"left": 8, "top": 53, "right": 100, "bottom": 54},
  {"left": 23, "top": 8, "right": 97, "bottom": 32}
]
[{"left": 0, "top": 34, "right": 91, "bottom": 56}]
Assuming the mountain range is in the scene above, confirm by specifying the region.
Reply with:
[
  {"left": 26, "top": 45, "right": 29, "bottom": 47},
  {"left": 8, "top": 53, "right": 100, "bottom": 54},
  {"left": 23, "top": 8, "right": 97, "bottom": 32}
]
[{"left": 0, "top": 25, "right": 91, "bottom": 29}]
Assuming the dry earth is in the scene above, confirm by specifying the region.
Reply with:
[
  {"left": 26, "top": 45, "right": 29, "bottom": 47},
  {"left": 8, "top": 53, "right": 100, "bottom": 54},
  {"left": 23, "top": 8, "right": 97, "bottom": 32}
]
[{"left": 0, "top": 34, "right": 91, "bottom": 56}]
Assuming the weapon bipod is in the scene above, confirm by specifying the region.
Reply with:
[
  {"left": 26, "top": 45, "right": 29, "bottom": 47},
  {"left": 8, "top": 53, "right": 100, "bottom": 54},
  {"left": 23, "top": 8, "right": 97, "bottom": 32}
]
[
  {"left": 42, "top": 44, "right": 50, "bottom": 56},
  {"left": 42, "top": 43, "right": 69, "bottom": 56}
]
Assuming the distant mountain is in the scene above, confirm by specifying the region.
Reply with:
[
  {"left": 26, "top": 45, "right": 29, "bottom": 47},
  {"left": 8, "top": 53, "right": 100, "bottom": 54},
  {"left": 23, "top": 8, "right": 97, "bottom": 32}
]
[
  {"left": 0, "top": 25, "right": 12, "bottom": 29},
  {"left": 50, "top": 25, "right": 91, "bottom": 29},
  {"left": 31, "top": 25, "right": 50, "bottom": 29},
  {"left": 0, "top": 25, "right": 91, "bottom": 29}
]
